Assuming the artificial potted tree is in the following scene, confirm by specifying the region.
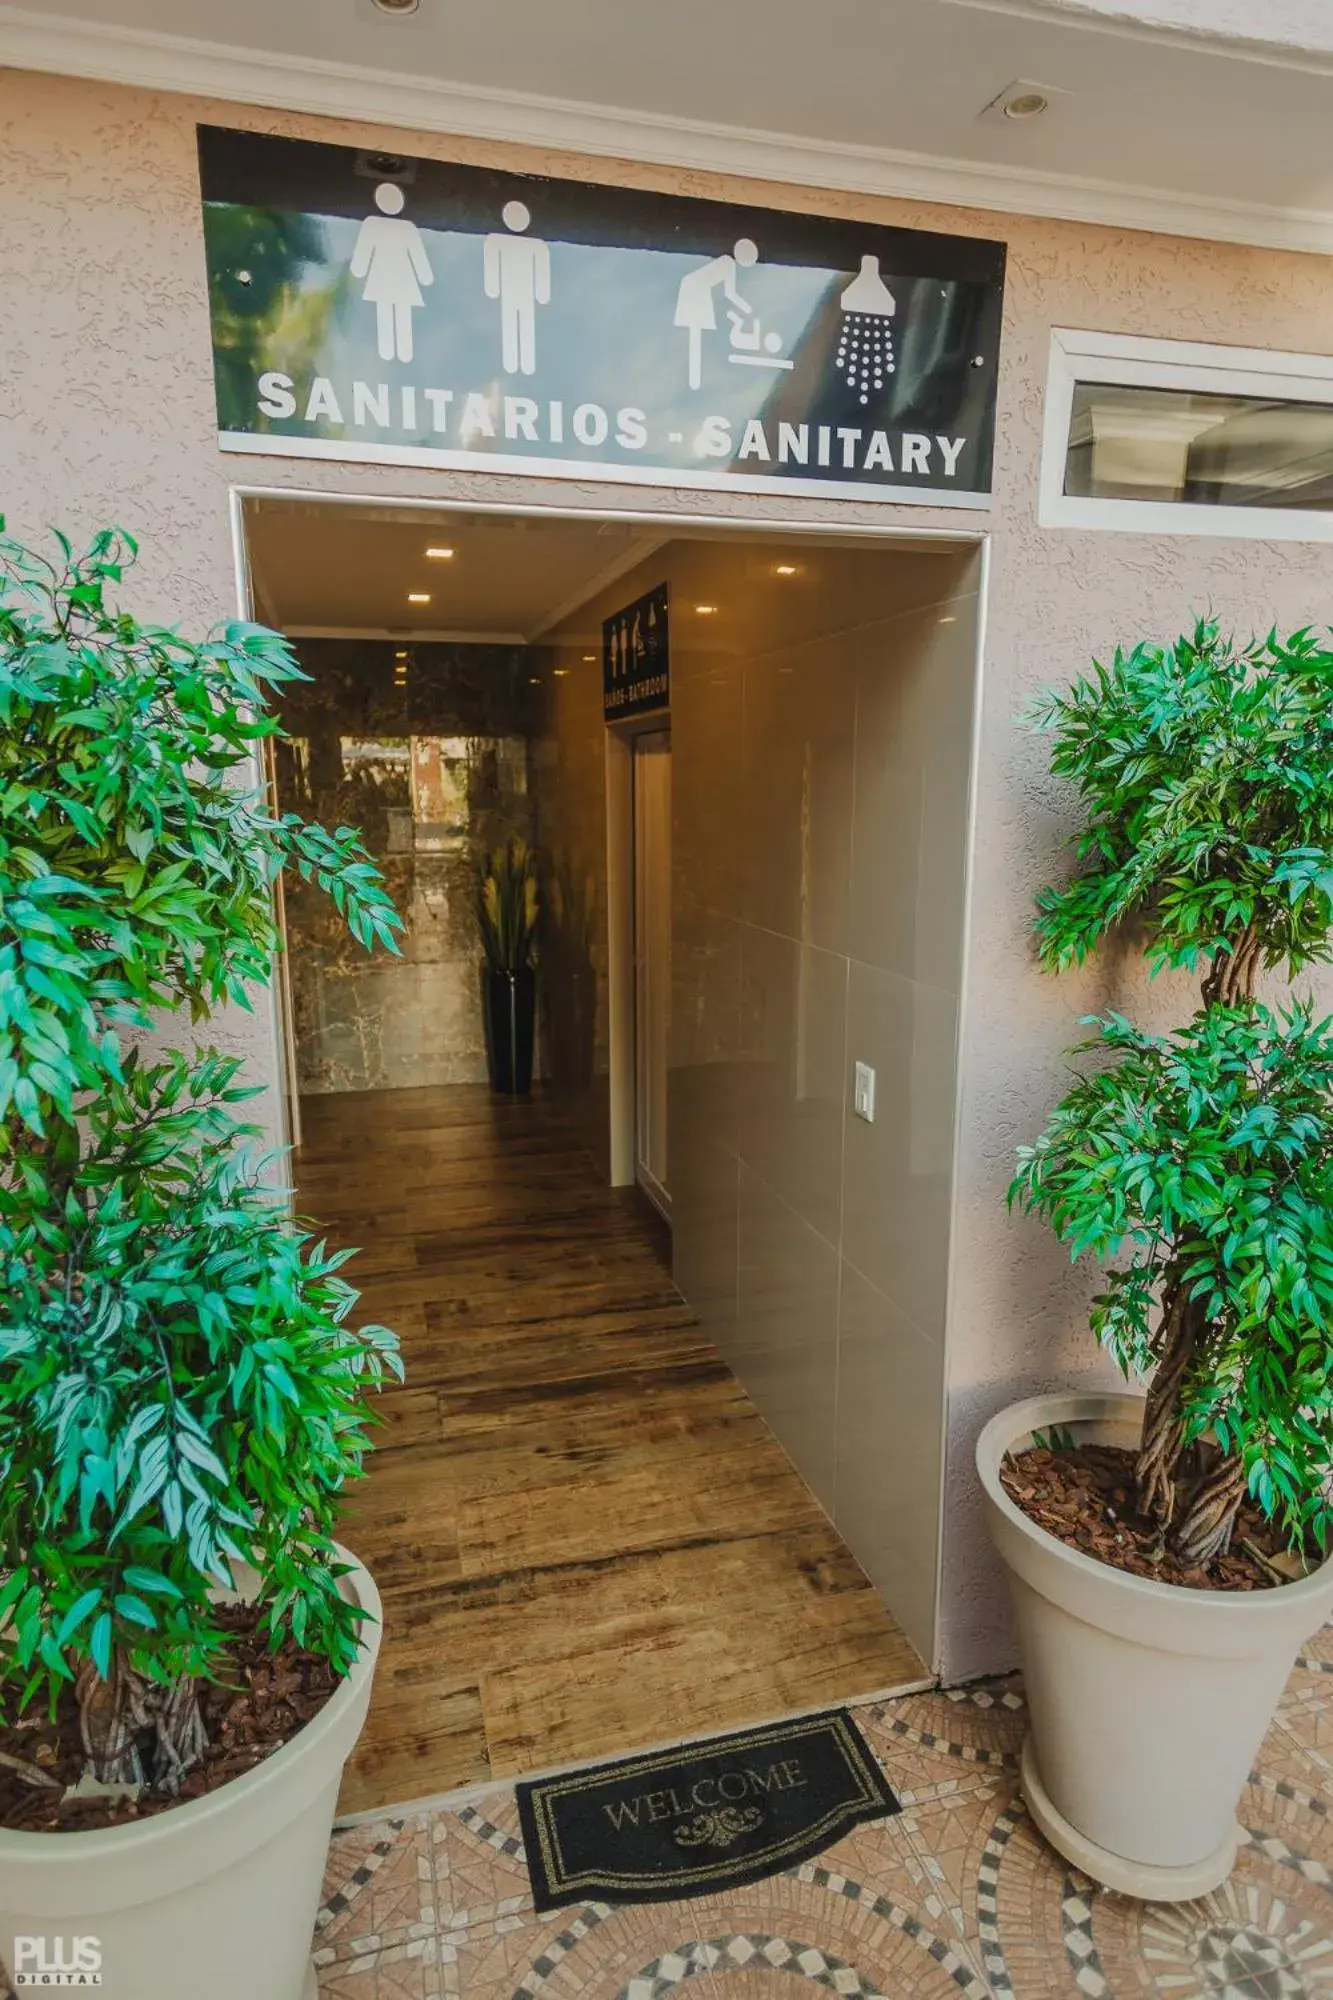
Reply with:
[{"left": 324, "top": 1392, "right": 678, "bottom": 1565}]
[
  {"left": 0, "top": 525, "right": 402, "bottom": 2000},
  {"left": 475, "top": 837, "right": 539, "bottom": 1095},
  {"left": 979, "top": 619, "right": 1333, "bottom": 1902}
]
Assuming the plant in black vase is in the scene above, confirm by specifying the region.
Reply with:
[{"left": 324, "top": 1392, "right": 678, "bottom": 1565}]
[{"left": 475, "top": 837, "right": 539, "bottom": 1095}]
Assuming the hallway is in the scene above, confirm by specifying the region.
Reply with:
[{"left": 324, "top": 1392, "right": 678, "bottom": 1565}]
[{"left": 296, "top": 1086, "right": 925, "bottom": 1816}]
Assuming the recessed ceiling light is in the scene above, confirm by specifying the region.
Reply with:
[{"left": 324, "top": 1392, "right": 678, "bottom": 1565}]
[
  {"left": 582, "top": 653, "right": 596, "bottom": 663},
  {"left": 939, "top": 615, "right": 958, "bottom": 625},
  {"left": 394, "top": 649, "right": 408, "bottom": 659},
  {"left": 554, "top": 668, "right": 570, "bottom": 677},
  {"left": 407, "top": 592, "right": 430, "bottom": 604},
  {"left": 425, "top": 546, "right": 455, "bottom": 559},
  {"left": 979, "top": 77, "right": 1059, "bottom": 125},
  {"left": 773, "top": 564, "right": 798, "bottom": 577},
  {"left": 371, "top": 0, "right": 420, "bottom": 14},
  {"left": 695, "top": 604, "right": 718, "bottom": 616},
  {"left": 528, "top": 675, "right": 542, "bottom": 685}
]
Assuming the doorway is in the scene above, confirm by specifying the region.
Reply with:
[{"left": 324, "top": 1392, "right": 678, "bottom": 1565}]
[
  {"left": 633, "top": 728, "right": 671, "bottom": 1219},
  {"left": 237, "top": 490, "right": 981, "bottom": 1814}
]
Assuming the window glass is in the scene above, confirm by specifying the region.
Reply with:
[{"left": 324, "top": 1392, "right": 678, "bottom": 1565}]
[{"left": 1064, "top": 381, "right": 1333, "bottom": 511}]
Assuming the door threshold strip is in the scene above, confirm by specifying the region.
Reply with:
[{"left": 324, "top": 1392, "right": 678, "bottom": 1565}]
[{"left": 332, "top": 1672, "right": 938, "bottom": 1829}]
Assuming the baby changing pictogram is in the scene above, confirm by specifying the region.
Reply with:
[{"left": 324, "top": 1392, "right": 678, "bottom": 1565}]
[{"left": 673, "top": 238, "right": 795, "bottom": 391}]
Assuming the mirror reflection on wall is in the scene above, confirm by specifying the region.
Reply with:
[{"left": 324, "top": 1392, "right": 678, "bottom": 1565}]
[{"left": 271, "top": 639, "right": 538, "bottom": 1094}]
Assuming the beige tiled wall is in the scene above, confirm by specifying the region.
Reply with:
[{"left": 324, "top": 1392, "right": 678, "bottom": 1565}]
[
  {"left": 527, "top": 625, "right": 615, "bottom": 1174},
  {"left": 673, "top": 540, "right": 981, "bottom": 1662},
  {"left": 538, "top": 533, "right": 979, "bottom": 1663}
]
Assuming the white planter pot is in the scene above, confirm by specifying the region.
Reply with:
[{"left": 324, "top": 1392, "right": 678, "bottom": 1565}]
[
  {"left": 977, "top": 1392, "right": 1333, "bottom": 1902},
  {"left": 0, "top": 1546, "right": 381, "bottom": 2000}
]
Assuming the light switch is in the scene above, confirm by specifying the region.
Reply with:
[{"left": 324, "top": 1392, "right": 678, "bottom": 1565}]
[{"left": 853, "top": 1060, "right": 876, "bottom": 1123}]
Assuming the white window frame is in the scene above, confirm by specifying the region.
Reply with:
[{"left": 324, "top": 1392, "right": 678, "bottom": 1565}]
[{"left": 1038, "top": 327, "right": 1333, "bottom": 542}]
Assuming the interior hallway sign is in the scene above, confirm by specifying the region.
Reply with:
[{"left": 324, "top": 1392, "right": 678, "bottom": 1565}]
[
  {"left": 197, "top": 126, "right": 1006, "bottom": 505},
  {"left": 604, "top": 583, "right": 670, "bottom": 720}
]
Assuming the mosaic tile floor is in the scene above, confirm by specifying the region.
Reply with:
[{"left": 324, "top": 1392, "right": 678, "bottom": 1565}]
[{"left": 314, "top": 1617, "right": 1333, "bottom": 1999}]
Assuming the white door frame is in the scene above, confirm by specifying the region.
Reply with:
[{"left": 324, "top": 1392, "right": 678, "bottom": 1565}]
[
  {"left": 605, "top": 716, "right": 676, "bottom": 1194},
  {"left": 231, "top": 478, "right": 989, "bottom": 1675},
  {"left": 605, "top": 724, "right": 636, "bottom": 1187},
  {"left": 228, "top": 487, "right": 302, "bottom": 1162},
  {"left": 630, "top": 726, "right": 672, "bottom": 1216}
]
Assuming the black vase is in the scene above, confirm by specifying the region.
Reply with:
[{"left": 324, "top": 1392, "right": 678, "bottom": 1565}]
[
  {"left": 482, "top": 966, "right": 536, "bottom": 1096},
  {"left": 539, "top": 956, "right": 597, "bottom": 1092}
]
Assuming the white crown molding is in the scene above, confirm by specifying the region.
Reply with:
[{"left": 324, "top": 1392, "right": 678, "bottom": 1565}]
[
  {"left": 528, "top": 534, "right": 669, "bottom": 643},
  {"left": 5, "top": 4, "right": 1333, "bottom": 254},
  {"left": 946, "top": 0, "right": 1333, "bottom": 71}
]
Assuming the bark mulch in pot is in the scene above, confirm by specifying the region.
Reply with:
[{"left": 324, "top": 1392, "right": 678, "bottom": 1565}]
[
  {"left": 1000, "top": 1443, "right": 1306, "bottom": 1592},
  {"left": 0, "top": 1605, "right": 339, "bottom": 1834}
]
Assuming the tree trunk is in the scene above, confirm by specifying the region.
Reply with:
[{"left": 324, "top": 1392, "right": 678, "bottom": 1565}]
[
  {"left": 1136, "top": 1285, "right": 1250, "bottom": 1562},
  {"left": 1201, "top": 926, "right": 1261, "bottom": 1008},
  {"left": 1172, "top": 1451, "right": 1248, "bottom": 1565},
  {"left": 76, "top": 1655, "right": 208, "bottom": 1795},
  {"left": 1135, "top": 1283, "right": 1200, "bottom": 1523},
  {"left": 1157, "top": 930, "right": 1256, "bottom": 1556}
]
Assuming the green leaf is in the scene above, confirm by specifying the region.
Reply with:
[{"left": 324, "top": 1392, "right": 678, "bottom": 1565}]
[
  {"left": 90, "top": 1614, "right": 113, "bottom": 1679},
  {"left": 55, "top": 1588, "right": 102, "bottom": 1648},
  {"left": 113, "top": 1594, "right": 157, "bottom": 1630},
  {"left": 120, "top": 1566, "right": 183, "bottom": 1600}
]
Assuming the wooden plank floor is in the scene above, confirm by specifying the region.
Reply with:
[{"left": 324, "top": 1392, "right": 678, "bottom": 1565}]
[{"left": 295, "top": 1084, "right": 925, "bottom": 1816}]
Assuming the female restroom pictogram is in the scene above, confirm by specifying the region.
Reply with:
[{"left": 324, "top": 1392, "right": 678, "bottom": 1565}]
[{"left": 350, "top": 183, "right": 435, "bottom": 364}]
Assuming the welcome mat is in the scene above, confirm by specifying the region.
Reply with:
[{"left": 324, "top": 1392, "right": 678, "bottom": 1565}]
[{"left": 515, "top": 1709, "right": 899, "bottom": 1910}]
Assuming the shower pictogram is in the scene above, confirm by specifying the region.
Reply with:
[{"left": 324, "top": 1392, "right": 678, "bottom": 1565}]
[{"left": 836, "top": 255, "right": 896, "bottom": 406}]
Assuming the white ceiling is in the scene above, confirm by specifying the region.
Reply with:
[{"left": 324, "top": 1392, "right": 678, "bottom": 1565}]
[
  {"left": 243, "top": 498, "right": 666, "bottom": 640},
  {"left": 1005, "top": 0, "right": 1333, "bottom": 54},
  {"left": 967, "top": 0, "right": 1333, "bottom": 56},
  {"left": 242, "top": 500, "right": 960, "bottom": 640},
  {"left": 6, "top": 0, "right": 1333, "bottom": 249}
]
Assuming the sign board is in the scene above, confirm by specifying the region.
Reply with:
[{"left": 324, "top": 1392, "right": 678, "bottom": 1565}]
[
  {"left": 198, "top": 125, "right": 1005, "bottom": 506},
  {"left": 603, "top": 584, "right": 670, "bottom": 721}
]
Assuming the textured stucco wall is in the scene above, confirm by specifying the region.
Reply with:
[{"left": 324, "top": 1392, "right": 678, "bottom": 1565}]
[{"left": 3, "top": 66, "right": 1333, "bottom": 1677}]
